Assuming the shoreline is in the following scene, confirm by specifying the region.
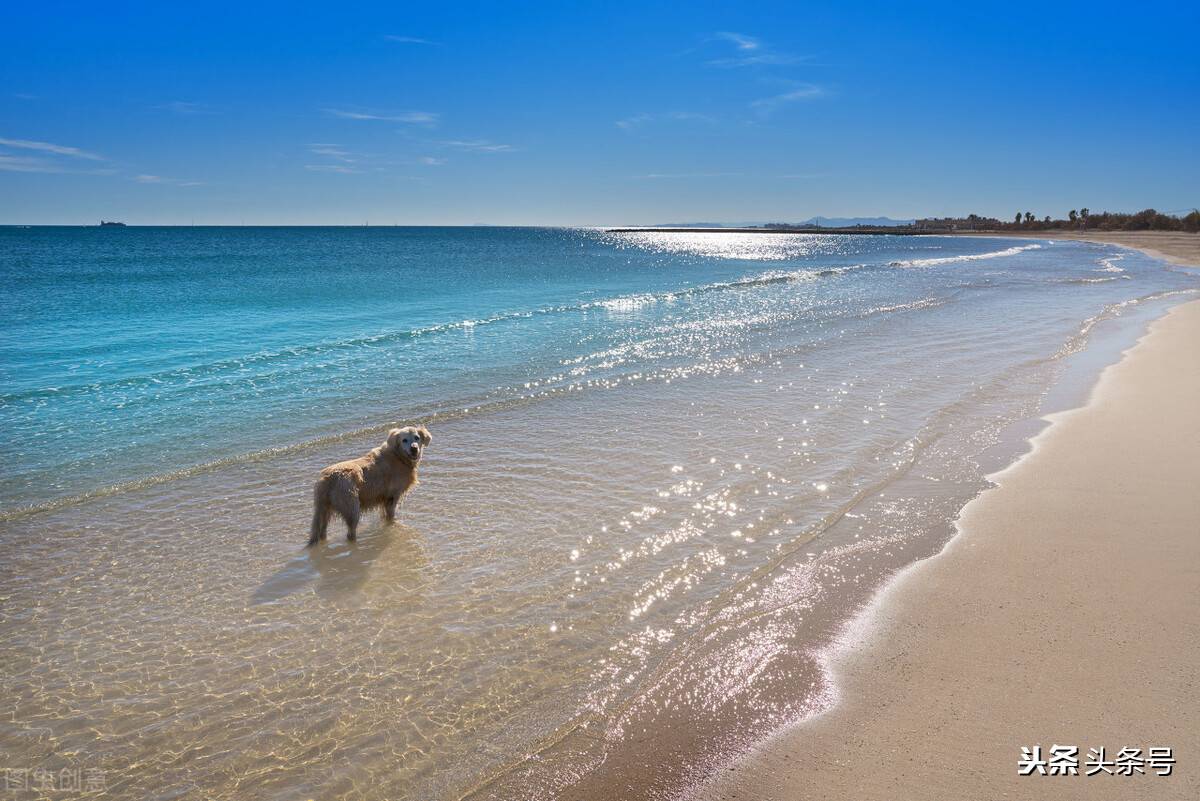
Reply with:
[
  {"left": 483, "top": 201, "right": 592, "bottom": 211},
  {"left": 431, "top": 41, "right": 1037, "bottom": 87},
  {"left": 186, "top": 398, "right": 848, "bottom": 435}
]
[
  {"left": 696, "top": 299, "right": 1200, "bottom": 800},
  {"left": 966, "top": 229, "right": 1200, "bottom": 269},
  {"left": 604, "top": 229, "right": 1200, "bottom": 270}
]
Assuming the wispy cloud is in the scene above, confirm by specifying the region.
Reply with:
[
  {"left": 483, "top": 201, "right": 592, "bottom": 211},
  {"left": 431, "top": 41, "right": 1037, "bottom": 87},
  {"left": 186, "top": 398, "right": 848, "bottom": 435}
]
[
  {"left": 0, "top": 137, "right": 105, "bottom": 161},
  {"left": 305, "top": 143, "right": 368, "bottom": 173},
  {"left": 637, "top": 171, "right": 742, "bottom": 179},
  {"left": 325, "top": 108, "right": 440, "bottom": 126},
  {"left": 750, "top": 84, "right": 825, "bottom": 114},
  {"left": 308, "top": 143, "right": 357, "bottom": 163},
  {"left": 715, "top": 32, "right": 761, "bottom": 51},
  {"left": 133, "top": 174, "right": 206, "bottom": 186},
  {"left": 437, "top": 139, "right": 515, "bottom": 153},
  {"left": 384, "top": 35, "right": 436, "bottom": 45},
  {"left": 418, "top": 156, "right": 446, "bottom": 165},
  {"left": 0, "top": 137, "right": 112, "bottom": 173},
  {"left": 13, "top": 93, "right": 37, "bottom": 100},
  {"left": 708, "top": 32, "right": 804, "bottom": 67},
  {"left": 0, "top": 154, "right": 62, "bottom": 173},
  {"left": 0, "top": 135, "right": 205, "bottom": 183},
  {"left": 616, "top": 111, "right": 714, "bottom": 130},
  {"left": 305, "top": 164, "right": 363, "bottom": 174},
  {"left": 0, "top": 154, "right": 115, "bottom": 175},
  {"left": 154, "top": 101, "right": 216, "bottom": 115}
]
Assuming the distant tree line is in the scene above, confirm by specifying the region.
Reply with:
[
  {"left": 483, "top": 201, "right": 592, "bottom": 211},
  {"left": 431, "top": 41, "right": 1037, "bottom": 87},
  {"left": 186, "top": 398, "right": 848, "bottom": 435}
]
[{"left": 914, "top": 208, "right": 1200, "bottom": 233}]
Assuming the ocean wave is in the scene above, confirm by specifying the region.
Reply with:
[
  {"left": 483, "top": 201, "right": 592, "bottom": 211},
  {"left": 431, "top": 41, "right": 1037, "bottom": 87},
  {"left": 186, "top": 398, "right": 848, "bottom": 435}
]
[
  {"left": 1096, "top": 254, "right": 1126, "bottom": 273},
  {"left": 863, "top": 297, "right": 948, "bottom": 315},
  {"left": 1055, "top": 276, "right": 1129, "bottom": 285},
  {"left": 889, "top": 243, "right": 1042, "bottom": 268},
  {"left": 1054, "top": 288, "right": 1200, "bottom": 358},
  {"left": 586, "top": 294, "right": 660, "bottom": 312},
  {"left": 0, "top": 267, "right": 854, "bottom": 405}
]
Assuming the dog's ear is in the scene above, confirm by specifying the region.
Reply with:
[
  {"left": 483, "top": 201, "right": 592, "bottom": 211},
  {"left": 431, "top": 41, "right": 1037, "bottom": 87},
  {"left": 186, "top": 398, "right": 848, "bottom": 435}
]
[
  {"left": 417, "top": 426, "right": 432, "bottom": 446},
  {"left": 385, "top": 428, "right": 405, "bottom": 453}
]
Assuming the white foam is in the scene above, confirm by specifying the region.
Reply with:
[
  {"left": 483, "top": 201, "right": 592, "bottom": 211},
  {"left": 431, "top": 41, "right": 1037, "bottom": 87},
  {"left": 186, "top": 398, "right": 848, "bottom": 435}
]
[
  {"left": 591, "top": 294, "right": 659, "bottom": 311},
  {"left": 890, "top": 243, "right": 1042, "bottom": 268}
]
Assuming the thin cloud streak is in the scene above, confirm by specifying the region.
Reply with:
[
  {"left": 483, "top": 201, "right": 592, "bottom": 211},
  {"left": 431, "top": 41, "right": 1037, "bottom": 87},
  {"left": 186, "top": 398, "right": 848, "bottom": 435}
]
[
  {"left": 0, "top": 137, "right": 105, "bottom": 160},
  {"left": 133, "top": 174, "right": 206, "bottom": 186},
  {"left": 616, "top": 111, "right": 714, "bottom": 130},
  {"left": 0, "top": 155, "right": 114, "bottom": 175},
  {"left": 305, "top": 164, "right": 363, "bottom": 174},
  {"left": 708, "top": 31, "right": 805, "bottom": 67},
  {"left": 324, "top": 108, "right": 440, "bottom": 125},
  {"left": 751, "top": 84, "right": 826, "bottom": 113},
  {"left": 384, "top": 35, "right": 436, "bottom": 45},
  {"left": 308, "top": 143, "right": 357, "bottom": 163},
  {"left": 0, "top": 154, "right": 63, "bottom": 173},
  {"left": 437, "top": 139, "right": 515, "bottom": 152},
  {"left": 715, "top": 32, "right": 760, "bottom": 51},
  {"left": 154, "top": 101, "right": 216, "bottom": 115},
  {"left": 637, "top": 171, "right": 742, "bottom": 179}
]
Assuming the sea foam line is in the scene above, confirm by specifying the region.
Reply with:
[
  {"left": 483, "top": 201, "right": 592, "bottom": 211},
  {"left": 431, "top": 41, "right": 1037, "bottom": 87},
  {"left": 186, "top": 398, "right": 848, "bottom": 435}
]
[{"left": 890, "top": 243, "right": 1042, "bottom": 268}]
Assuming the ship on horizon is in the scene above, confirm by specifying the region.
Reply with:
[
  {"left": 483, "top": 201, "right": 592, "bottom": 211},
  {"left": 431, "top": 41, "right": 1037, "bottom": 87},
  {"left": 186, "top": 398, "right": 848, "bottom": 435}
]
[{"left": 99, "top": 220, "right": 126, "bottom": 227}]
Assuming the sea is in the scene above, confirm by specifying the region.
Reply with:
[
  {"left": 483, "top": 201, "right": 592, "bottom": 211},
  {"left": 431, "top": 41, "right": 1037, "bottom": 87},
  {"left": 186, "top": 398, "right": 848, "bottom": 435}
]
[{"left": 1, "top": 226, "right": 1196, "bottom": 800}]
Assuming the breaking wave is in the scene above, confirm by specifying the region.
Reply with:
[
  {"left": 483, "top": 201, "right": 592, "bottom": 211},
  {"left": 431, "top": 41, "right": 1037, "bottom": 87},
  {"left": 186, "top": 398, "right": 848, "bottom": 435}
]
[{"left": 890, "top": 243, "right": 1042, "bottom": 268}]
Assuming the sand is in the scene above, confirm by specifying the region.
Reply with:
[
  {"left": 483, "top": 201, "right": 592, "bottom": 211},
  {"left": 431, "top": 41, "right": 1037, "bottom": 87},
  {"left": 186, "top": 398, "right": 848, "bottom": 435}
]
[
  {"left": 696, "top": 299, "right": 1200, "bottom": 801},
  {"left": 977, "top": 229, "right": 1200, "bottom": 269}
]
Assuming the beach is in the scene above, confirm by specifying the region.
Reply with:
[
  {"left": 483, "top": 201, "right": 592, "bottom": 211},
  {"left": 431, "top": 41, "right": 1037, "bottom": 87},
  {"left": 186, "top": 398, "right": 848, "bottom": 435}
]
[{"left": 697, "top": 299, "right": 1200, "bottom": 800}]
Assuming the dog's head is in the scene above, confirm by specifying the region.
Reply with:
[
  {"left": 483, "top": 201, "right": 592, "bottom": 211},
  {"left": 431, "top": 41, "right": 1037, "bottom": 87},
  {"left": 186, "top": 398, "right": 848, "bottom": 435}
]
[{"left": 387, "top": 425, "right": 432, "bottom": 463}]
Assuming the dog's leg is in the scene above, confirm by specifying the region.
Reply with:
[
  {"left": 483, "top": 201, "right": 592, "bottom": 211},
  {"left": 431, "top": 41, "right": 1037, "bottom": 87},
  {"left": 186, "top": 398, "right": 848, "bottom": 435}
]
[
  {"left": 309, "top": 482, "right": 332, "bottom": 546},
  {"left": 328, "top": 477, "right": 362, "bottom": 542},
  {"left": 383, "top": 495, "right": 398, "bottom": 522}
]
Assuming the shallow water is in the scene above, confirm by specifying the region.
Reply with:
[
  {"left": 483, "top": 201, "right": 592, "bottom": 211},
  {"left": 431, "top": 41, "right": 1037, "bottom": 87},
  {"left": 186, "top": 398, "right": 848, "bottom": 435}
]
[{"left": 1, "top": 228, "right": 1196, "bottom": 799}]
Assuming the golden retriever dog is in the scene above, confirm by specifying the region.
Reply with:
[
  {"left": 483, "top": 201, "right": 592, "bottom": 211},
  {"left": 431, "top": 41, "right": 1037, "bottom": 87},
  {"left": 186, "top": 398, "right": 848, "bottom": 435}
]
[{"left": 308, "top": 425, "right": 431, "bottom": 546}]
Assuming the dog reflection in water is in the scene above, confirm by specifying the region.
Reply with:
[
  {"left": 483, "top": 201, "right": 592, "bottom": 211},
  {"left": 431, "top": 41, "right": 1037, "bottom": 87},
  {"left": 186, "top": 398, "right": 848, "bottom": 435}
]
[{"left": 309, "top": 426, "right": 431, "bottom": 546}]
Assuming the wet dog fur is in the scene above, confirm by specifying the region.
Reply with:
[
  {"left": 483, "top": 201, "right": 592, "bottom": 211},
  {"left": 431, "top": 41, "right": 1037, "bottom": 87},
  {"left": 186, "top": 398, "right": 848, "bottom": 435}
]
[{"left": 309, "top": 426, "right": 431, "bottom": 545}]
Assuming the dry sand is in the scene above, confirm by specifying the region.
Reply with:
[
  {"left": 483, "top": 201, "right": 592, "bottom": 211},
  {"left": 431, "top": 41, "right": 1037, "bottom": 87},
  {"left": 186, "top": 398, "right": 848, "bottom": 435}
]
[
  {"left": 978, "top": 229, "right": 1200, "bottom": 269},
  {"left": 696, "top": 299, "right": 1200, "bottom": 801}
]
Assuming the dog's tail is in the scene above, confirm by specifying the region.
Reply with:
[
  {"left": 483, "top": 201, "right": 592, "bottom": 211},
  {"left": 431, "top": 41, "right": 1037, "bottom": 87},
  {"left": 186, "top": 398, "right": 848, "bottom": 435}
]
[{"left": 308, "top": 477, "right": 332, "bottom": 547}]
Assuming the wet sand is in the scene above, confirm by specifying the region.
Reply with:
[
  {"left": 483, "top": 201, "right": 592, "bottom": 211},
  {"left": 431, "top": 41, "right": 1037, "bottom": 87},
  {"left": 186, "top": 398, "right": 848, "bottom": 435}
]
[
  {"left": 978, "top": 229, "right": 1200, "bottom": 269},
  {"left": 697, "top": 299, "right": 1200, "bottom": 800}
]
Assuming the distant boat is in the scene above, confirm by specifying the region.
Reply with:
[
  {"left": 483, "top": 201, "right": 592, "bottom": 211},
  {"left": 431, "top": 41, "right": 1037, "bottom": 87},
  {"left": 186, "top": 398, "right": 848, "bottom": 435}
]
[{"left": 100, "top": 220, "right": 127, "bottom": 227}]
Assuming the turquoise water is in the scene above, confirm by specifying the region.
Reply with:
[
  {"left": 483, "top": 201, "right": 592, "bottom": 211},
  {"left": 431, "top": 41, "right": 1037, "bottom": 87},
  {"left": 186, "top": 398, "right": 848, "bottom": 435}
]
[
  {"left": 3, "top": 227, "right": 1192, "bottom": 515},
  {"left": 0, "top": 227, "right": 1196, "bottom": 800}
]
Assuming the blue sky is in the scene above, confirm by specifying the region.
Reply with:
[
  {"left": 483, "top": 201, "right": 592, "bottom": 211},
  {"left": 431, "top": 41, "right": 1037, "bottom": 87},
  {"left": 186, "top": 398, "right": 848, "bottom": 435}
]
[{"left": 2, "top": 1, "right": 1197, "bottom": 225}]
